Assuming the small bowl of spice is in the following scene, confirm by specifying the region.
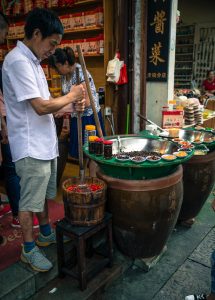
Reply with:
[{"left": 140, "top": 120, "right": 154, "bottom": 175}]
[
  {"left": 179, "top": 140, "right": 193, "bottom": 148},
  {"left": 192, "top": 139, "right": 202, "bottom": 145},
  {"left": 203, "top": 137, "right": 214, "bottom": 144},
  {"left": 130, "top": 156, "right": 146, "bottom": 164},
  {"left": 172, "top": 138, "right": 184, "bottom": 143},
  {"left": 173, "top": 151, "right": 188, "bottom": 158},
  {"left": 146, "top": 155, "right": 161, "bottom": 163},
  {"left": 178, "top": 147, "right": 192, "bottom": 153},
  {"left": 161, "top": 154, "right": 177, "bottom": 161},
  {"left": 115, "top": 154, "right": 130, "bottom": 162}
]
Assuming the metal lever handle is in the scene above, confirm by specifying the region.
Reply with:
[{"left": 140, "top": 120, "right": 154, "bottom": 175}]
[{"left": 137, "top": 113, "right": 166, "bottom": 132}]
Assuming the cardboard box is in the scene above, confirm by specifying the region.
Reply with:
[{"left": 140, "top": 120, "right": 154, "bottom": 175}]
[{"left": 162, "top": 110, "right": 184, "bottom": 128}]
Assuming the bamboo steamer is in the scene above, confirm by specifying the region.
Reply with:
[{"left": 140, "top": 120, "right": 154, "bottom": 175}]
[{"left": 62, "top": 177, "right": 106, "bottom": 226}]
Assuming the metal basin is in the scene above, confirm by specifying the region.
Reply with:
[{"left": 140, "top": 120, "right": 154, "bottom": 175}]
[
  {"left": 179, "top": 130, "right": 214, "bottom": 142},
  {"left": 110, "top": 136, "right": 178, "bottom": 155}
]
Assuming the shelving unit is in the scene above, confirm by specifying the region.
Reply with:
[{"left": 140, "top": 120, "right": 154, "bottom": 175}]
[
  {"left": 0, "top": 0, "right": 114, "bottom": 105},
  {"left": 174, "top": 24, "right": 195, "bottom": 89}
]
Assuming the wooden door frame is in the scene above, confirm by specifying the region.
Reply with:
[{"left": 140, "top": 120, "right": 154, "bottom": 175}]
[{"left": 115, "top": 0, "right": 147, "bottom": 133}]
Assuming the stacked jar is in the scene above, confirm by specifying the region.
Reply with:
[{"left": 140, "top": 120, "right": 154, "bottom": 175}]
[
  {"left": 88, "top": 136, "right": 99, "bottom": 154},
  {"left": 103, "top": 140, "right": 113, "bottom": 159},
  {"left": 95, "top": 138, "right": 104, "bottom": 156},
  {"left": 84, "top": 125, "right": 96, "bottom": 146}
]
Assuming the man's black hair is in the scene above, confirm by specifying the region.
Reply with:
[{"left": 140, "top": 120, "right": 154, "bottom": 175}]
[
  {"left": 0, "top": 11, "right": 9, "bottom": 29},
  {"left": 48, "top": 47, "right": 76, "bottom": 68},
  {"left": 24, "top": 8, "right": 64, "bottom": 39}
]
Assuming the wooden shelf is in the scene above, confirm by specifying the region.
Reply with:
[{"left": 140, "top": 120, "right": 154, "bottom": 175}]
[
  {"left": 176, "top": 34, "right": 194, "bottom": 38},
  {"left": 175, "top": 83, "right": 191, "bottom": 86},
  {"left": 7, "top": 35, "right": 24, "bottom": 40},
  {"left": 175, "top": 68, "right": 192, "bottom": 70},
  {"left": 81, "top": 53, "right": 104, "bottom": 57},
  {"left": 176, "top": 61, "right": 193, "bottom": 63},
  {"left": 176, "top": 44, "right": 193, "bottom": 47},
  {"left": 7, "top": 0, "right": 103, "bottom": 19},
  {"left": 64, "top": 26, "right": 103, "bottom": 34},
  {"left": 7, "top": 26, "right": 104, "bottom": 40},
  {"left": 175, "top": 74, "right": 192, "bottom": 77},
  {"left": 176, "top": 53, "right": 193, "bottom": 56},
  {"left": 61, "top": 0, "right": 102, "bottom": 9},
  {"left": 174, "top": 79, "right": 191, "bottom": 82}
]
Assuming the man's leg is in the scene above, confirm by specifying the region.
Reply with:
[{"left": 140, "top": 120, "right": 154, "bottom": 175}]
[
  {"left": 36, "top": 158, "right": 58, "bottom": 247},
  {"left": 15, "top": 157, "right": 53, "bottom": 272},
  {"left": 19, "top": 211, "right": 33, "bottom": 242},
  {"left": 36, "top": 200, "right": 49, "bottom": 226}
]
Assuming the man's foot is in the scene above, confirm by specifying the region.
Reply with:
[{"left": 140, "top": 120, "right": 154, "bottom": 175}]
[
  {"left": 21, "top": 245, "right": 53, "bottom": 272},
  {"left": 185, "top": 294, "right": 207, "bottom": 300},
  {"left": 36, "top": 231, "right": 71, "bottom": 247},
  {"left": 11, "top": 215, "right": 39, "bottom": 229},
  {"left": 0, "top": 204, "right": 11, "bottom": 218},
  {"left": 36, "top": 231, "right": 56, "bottom": 247}
]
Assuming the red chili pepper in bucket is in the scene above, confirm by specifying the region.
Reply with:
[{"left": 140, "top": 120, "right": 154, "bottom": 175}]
[{"left": 67, "top": 184, "right": 102, "bottom": 192}]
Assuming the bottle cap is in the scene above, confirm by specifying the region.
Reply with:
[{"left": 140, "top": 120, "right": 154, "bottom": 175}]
[
  {"left": 103, "top": 140, "right": 113, "bottom": 145},
  {"left": 85, "top": 125, "right": 96, "bottom": 131},
  {"left": 95, "top": 138, "right": 104, "bottom": 143},
  {"left": 89, "top": 136, "right": 98, "bottom": 142}
]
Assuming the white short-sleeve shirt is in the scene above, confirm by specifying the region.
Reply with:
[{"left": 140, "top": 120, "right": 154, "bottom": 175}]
[{"left": 2, "top": 41, "right": 58, "bottom": 162}]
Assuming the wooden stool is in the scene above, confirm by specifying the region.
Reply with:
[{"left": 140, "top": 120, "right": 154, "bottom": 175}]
[{"left": 56, "top": 212, "right": 113, "bottom": 290}]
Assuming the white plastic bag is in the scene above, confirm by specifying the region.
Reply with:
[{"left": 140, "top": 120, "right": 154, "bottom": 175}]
[{"left": 106, "top": 57, "right": 124, "bottom": 83}]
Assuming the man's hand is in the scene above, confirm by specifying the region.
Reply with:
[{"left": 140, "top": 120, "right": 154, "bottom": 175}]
[
  {"left": 70, "top": 84, "right": 85, "bottom": 102},
  {"left": 74, "top": 98, "right": 86, "bottom": 112},
  {"left": 70, "top": 84, "right": 86, "bottom": 113},
  {"left": 54, "top": 112, "right": 64, "bottom": 118},
  {"left": 1, "top": 117, "right": 8, "bottom": 144}
]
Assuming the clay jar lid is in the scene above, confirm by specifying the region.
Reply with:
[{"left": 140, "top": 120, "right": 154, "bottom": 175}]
[{"left": 95, "top": 138, "right": 104, "bottom": 143}]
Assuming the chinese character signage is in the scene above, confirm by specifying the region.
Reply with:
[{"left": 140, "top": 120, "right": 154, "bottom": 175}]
[{"left": 147, "top": 0, "right": 171, "bottom": 82}]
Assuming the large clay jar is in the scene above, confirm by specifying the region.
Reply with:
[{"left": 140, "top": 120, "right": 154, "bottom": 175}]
[
  {"left": 178, "top": 150, "right": 215, "bottom": 221},
  {"left": 97, "top": 165, "right": 183, "bottom": 258}
]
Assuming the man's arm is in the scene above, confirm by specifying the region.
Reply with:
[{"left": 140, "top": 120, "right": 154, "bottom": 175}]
[
  {"left": 0, "top": 114, "right": 8, "bottom": 144},
  {"left": 30, "top": 85, "right": 85, "bottom": 115}
]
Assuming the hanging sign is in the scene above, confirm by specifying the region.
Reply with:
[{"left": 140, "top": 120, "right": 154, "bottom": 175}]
[{"left": 147, "top": 0, "right": 171, "bottom": 82}]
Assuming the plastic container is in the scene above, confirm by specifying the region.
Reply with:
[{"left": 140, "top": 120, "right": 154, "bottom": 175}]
[
  {"left": 95, "top": 138, "right": 104, "bottom": 156},
  {"left": 89, "top": 136, "right": 99, "bottom": 154},
  {"left": 84, "top": 125, "right": 96, "bottom": 145}
]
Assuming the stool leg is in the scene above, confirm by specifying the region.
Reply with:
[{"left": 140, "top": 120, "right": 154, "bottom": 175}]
[
  {"left": 56, "top": 226, "right": 65, "bottom": 278},
  {"left": 77, "top": 237, "right": 87, "bottom": 290},
  {"left": 107, "top": 220, "right": 113, "bottom": 267}
]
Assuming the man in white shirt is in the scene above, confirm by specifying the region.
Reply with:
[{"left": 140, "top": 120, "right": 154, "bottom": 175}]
[
  {"left": 0, "top": 11, "right": 9, "bottom": 245},
  {"left": 2, "top": 8, "right": 85, "bottom": 271}
]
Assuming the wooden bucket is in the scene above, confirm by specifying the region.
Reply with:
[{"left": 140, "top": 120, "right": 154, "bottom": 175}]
[{"left": 62, "top": 177, "right": 106, "bottom": 226}]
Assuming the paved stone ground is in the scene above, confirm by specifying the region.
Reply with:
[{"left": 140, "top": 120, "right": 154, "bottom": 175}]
[
  {"left": 0, "top": 191, "right": 214, "bottom": 300},
  {"left": 103, "top": 193, "right": 215, "bottom": 300}
]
